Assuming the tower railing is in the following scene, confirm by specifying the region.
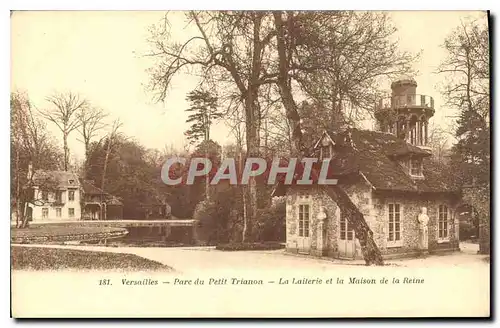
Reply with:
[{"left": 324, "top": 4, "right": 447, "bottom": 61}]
[{"left": 376, "top": 94, "right": 434, "bottom": 111}]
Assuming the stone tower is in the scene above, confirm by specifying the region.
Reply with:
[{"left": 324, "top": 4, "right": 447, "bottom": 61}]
[{"left": 374, "top": 76, "right": 435, "bottom": 149}]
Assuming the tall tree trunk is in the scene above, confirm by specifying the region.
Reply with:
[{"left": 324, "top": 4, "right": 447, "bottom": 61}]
[
  {"left": 20, "top": 201, "right": 29, "bottom": 228},
  {"left": 84, "top": 140, "right": 90, "bottom": 163},
  {"left": 99, "top": 139, "right": 111, "bottom": 220},
  {"left": 244, "top": 96, "right": 260, "bottom": 241},
  {"left": 240, "top": 13, "right": 265, "bottom": 242},
  {"left": 101, "top": 139, "right": 112, "bottom": 193},
  {"left": 242, "top": 185, "right": 248, "bottom": 242},
  {"left": 273, "top": 11, "right": 383, "bottom": 266},
  {"left": 63, "top": 131, "right": 69, "bottom": 171},
  {"left": 19, "top": 183, "right": 31, "bottom": 228},
  {"left": 236, "top": 140, "right": 247, "bottom": 242}
]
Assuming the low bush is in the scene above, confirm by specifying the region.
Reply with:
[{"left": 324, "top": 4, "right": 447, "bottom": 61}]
[
  {"left": 194, "top": 188, "right": 285, "bottom": 244},
  {"left": 215, "top": 241, "right": 284, "bottom": 251},
  {"left": 194, "top": 188, "right": 243, "bottom": 244}
]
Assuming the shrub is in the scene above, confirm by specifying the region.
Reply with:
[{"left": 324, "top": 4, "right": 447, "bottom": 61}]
[
  {"left": 252, "top": 198, "right": 286, "bottom": 242},
  {"left": 215, "top": 242, "right": 285, "bottom": 251},
  {"left": 459, "top": 220, "right": 478, "bottom": 241},
  {"left": 193, "top": 187, "right": 243, "bottom": 244},
  {"left": 193, "top": 187, "right": 285, "bottom": 244}
]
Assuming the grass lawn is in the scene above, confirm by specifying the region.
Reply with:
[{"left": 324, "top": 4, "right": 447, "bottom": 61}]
[
  {"left": 11, "top": 246, "right": 172, "bottom": 271},
  {"left": 11, "top": 225, "right": 128, "bottom": 244}
]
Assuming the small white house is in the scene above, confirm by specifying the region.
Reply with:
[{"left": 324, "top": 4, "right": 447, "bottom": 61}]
[{"left": 28, "top": 170, "right": 82, "bottom": 222}]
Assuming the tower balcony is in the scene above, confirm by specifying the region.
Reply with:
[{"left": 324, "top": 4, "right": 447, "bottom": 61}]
[{"left": 375, "top": 94, "right": 435, "bottom": 112}]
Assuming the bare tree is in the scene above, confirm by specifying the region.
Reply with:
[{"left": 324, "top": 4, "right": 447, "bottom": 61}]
[
  {"left": 427, "top": 123, "right": 451, "bottom": 164},
  {"left": 101, "top": 119, "right": 123, "bottom": 192},
  {"left": 147, "top": 11, "right": 280, "bottom": 240},
  {"left": 225, "top": 104, "right": 246, "bottom": 153},
  {"left": 77, "top": 105, "right": 108, "bottom": 160},
  {"left": 437, "top": 18, "right": 489, "bottom": 122},
  {"left": 263, "top": 105, "right": 294, "bottom": 156},
  {"left": 437, "top": 18, "right": 490, "bottom": 254},
  {"left": 40, "top": 92, "right": 88, "bottom": 171},
  {"left": 147, "top": 11, "right": 416, "bottom": 262},
  {"left": 225, "top": 109, "right": 249, "bottom": 240},
  {"left": 295, "top": 12, "right": 417, "bottom": 120}
]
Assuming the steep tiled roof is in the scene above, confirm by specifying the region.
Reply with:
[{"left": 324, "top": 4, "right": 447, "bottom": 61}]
[
  {"left": 81, "top": 180, "right": 123, "bottom": 205},
  {"left": 272, "top": 128, "right": 458, "bottom": 196},
  {"left": 33, "top": 170, "right": 80, "bottom": 189},
  {"left": 81, "top": 180, "right": 105, "bottom": 195},
  {"left": 324, "top": 128, "right": 457, "bottom": 193}
]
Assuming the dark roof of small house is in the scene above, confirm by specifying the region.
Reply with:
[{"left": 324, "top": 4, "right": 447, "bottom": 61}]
[
  {"left": 33, "top": 170, "right": 80, "bottom": 189},
  {"left": 81, "top": 180, "right": 104, "bottom": 195},
  {"left": 81, "top": 180, "right": 123, "bottom": 206},
  {"left": 327, "top": 128, "right": 457, "bottom": 193},
  {"left": 322, "top": 128, "right": 432, "bottom": 158},
  {"left": 273, "top": 128, "right": 458, "bottom": 196}
]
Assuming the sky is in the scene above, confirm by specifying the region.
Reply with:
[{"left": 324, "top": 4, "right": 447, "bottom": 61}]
[{"left": 11, "top": 10, "right": 488, "bottom": 162}]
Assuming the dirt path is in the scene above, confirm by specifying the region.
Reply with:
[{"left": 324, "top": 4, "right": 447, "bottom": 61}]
[{"left": 12, "top": 242, "right": 488, "bottom": 274}]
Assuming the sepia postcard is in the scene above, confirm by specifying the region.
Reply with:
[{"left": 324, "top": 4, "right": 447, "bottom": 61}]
[{"left": 10, "top": 10, "right": 491, "bottom": 318}]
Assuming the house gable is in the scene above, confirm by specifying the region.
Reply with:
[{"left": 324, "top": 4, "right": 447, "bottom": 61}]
[
  {"left": 313, "top": 131, "right": 336, "bottom": 150},
  {"left": 313, "top": 131, "right": 336, "bottom": 161}
]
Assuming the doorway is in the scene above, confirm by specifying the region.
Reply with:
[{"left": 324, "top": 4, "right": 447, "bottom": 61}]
[
  {"left": 338, "top": 211, "right": 356, "bottom": 258},
  {"left": 297, "top": 203, "right": 311, "bottom": 254}
]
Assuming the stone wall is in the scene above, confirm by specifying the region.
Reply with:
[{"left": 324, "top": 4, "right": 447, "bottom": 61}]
[
  {"left": 286, "top": 186, "right": 337, "bottom": 256},
  {"left": 285, "top": 182, "right": 374, "bottom": 258},
  {"left": 372, "top": 192, "right": 460, "bottom": 257},
  {"left": 285, "top": 183, "right": 460, "bottom": 259}
]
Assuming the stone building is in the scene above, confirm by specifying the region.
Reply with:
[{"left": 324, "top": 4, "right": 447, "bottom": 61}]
[{"left": 273, "top": 77, "right": 461, "bottom": 259}]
